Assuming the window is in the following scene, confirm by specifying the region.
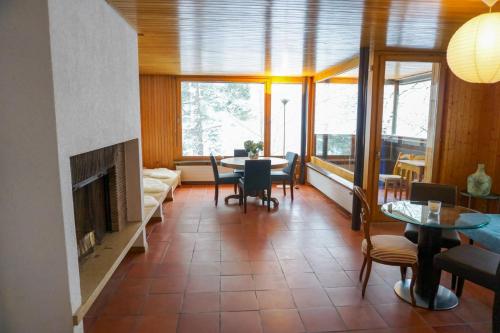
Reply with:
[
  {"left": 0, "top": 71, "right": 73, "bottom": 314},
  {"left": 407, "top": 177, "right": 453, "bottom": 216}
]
[
  {"left": 386, "top": 80, "right": 431, "bottom": 139},
  {"left": 314, "top": 80, "right": 358, "bottom": 172},
  {"left": 377, "top": 61, "right": 438, "bottom": 204},
  {"left": 270, "top": 83, "right": 303, "bottom": 156},
  {"left": 181, "top": 81, "right": 265, "bottom": 156}
]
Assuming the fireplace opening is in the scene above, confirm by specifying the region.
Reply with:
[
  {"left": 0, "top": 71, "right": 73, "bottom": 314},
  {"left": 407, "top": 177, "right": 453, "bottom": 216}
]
[
  {"left": 70, "top": 143, "right": 127, "bottom": 262},
  {"left": 73, "top": 168, "right": 113, "bottom": 262}
]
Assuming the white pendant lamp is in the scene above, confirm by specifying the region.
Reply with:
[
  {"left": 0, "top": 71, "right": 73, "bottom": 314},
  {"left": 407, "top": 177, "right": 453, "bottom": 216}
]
[{"left": 447, "top": 0, "right": 500, "bottom": 83}]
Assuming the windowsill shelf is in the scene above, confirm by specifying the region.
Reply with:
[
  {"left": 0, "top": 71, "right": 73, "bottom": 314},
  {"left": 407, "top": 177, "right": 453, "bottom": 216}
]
[{"left": 306, "top": 162, "right": 353, "bottom": 190}]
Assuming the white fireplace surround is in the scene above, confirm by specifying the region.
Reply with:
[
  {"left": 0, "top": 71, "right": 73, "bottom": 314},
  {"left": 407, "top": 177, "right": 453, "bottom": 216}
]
[{"left": 0, "top": 1, "right": 141, "bottom": 332}]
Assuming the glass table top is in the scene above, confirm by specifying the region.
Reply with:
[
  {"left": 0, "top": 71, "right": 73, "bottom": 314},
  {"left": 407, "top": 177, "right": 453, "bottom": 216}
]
[{"left": 381, "top": 201, "right": 490, "bottom": 230}]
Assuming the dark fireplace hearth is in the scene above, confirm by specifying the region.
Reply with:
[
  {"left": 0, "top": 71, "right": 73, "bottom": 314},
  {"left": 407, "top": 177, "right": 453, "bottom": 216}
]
[
  {"left": 70, "top": 144, "right": 127, "bottom": 261},
  {"left": 73, "top": 169, "right": 112, "bottom": 260}
]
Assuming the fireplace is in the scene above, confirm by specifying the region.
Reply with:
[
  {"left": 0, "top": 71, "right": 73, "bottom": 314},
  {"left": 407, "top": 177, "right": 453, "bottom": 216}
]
[
  {"left": 70, "top": 143, "right": 127, "bottom": 261},
  {"left": 73, "top": 169, "right": 112, "bottom": 260}
]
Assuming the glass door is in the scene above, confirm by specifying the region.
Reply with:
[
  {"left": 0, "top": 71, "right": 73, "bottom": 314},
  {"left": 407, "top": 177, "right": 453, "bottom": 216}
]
[{"left": 370, "top": 59, "right": 443, "bottom": 219}]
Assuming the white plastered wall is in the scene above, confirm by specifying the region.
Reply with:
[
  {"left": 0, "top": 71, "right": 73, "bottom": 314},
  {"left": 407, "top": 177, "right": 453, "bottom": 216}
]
[{"left": 0, "top": 0, "right": 141, "bottom": 332}]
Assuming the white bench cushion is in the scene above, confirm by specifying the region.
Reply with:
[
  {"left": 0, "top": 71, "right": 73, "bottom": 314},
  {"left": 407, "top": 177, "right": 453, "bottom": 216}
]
[
  {"left": 144, "top": 167, "right": 178, "bottom": 179},
  {"left": 143, "top": 177, "right": 169, "bottom": 193},
  {"left": 143, "top": 195, "right": 159, "bottom": 208}
]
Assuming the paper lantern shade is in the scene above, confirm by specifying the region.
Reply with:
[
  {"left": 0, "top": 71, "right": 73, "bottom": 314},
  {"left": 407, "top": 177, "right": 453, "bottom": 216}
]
[{"left": 447, "top": 12, "right": 500, "bottom": 83}]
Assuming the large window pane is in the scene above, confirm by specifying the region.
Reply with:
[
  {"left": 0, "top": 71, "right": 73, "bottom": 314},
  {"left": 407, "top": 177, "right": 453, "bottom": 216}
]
[
  {"left": 270, "top": 83, "right": 302, "bottom": 156},
  {"left": 314, "top": 82, "right": 358, "bottom": 172},
  {"left": 181, "top": 81, "right": 264, "bottom": 156},
  {"left": 394, "top": 80, "right": 431, "bottom": 139},
  {"left": 377, "top": 61, "right": 438, "bottom": 204}
]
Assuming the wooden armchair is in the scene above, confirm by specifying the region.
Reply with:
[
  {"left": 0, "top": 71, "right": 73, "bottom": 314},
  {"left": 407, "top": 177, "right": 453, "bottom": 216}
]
[
  {"left": 354, "top": 186, "right": 418, "bottom": 305},
  {"left": 379, "top": 152, "right": 413, "bottom": 202}
]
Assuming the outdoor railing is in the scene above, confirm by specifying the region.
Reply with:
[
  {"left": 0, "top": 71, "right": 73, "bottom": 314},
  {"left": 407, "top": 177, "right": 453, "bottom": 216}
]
[{"left": 313, "top": 133, "right": 426, "bottom": 175}]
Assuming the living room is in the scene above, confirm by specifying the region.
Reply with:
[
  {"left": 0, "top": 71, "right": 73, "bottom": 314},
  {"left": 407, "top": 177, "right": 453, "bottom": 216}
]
[{"left": 1, "top": 1, "right": 499, "bottom": 333}]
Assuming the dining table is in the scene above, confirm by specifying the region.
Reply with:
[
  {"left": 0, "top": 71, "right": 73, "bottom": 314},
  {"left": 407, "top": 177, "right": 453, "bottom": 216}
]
[
  {"left": 381, "top": 201, "right": 490, "bottom": 310},
  {"left": 220, "top": 157, "right": 288, "bottom": 206}
]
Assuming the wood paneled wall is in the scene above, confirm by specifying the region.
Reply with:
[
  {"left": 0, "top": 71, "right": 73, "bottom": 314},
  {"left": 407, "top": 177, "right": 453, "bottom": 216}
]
[
  {"left": 140, "top": 75, "right": 178, "bottom": 169},
  {"left": 438, "top": 71, "right": 500, "bottom": 193}
]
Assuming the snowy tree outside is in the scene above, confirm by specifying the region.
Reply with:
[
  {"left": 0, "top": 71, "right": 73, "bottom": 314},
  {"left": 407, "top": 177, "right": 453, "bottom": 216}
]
[
  {"left": 181, "top": 82, "right": 264, "bottom": 156},
  {"left": 382, "top": 80, "right": 431, "bottom": 139},
  {"left": 314, "top": 82, "right": 358, "bottom": 157}
]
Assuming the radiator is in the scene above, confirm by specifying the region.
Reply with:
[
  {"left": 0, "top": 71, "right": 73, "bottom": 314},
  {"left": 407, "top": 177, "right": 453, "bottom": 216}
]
[
  {"left": 307, "top": 167, "right": 353, "bottom": 213},
  {"left": 175, "top": 165, "right": 234, "bottom": 182}
]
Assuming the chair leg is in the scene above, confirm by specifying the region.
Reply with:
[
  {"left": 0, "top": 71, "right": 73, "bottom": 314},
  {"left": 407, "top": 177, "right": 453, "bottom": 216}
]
[
  {"left": 234, "top": 183, "right": 237, "bottom": 194},
  {"left": 400, "top": 266, "right": 407, "bottom": 281},
  {"left": 267, "top": 187, "right": 271, "bottom": 211},
  {"left": 290, "top": 180, "right": 294, "bottom": 201},
  {"left": 409, "top": 264, "right": 417, "bottom": 307},
  {"left": 238, "top": 188, "right": 243, "bottom": 206},
  {"left": 244, "top": 195, "right": 247, "bottom": 213},
  {"left": 283, "top": 180, "right": 286, "bottom": 196},
  {"left": 362, "top": 258, "right": 372, "bottom": 297},
  {"left": 215, "top": 184, "right": 219, "bottom": 206},
  {"left": 451, "top": 274, "right": 457, "bottom": 290},
  {"left": 493, "top": 291, "right": 500, "bottom": 333},
  {"left": 383, "top": 181, "right": 388, "bottom": 203},
  {"left": 456, "top": 277, "right": 465, "bottom": 297},
  {"left": 359, "top": 255, "right": 367, "bottom": 281}
]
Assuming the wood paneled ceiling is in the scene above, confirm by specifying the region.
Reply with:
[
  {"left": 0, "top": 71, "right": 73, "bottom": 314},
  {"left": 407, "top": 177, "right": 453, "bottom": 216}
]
[{"left": 107, "top": 0, "right": 498, "bottom": 76}]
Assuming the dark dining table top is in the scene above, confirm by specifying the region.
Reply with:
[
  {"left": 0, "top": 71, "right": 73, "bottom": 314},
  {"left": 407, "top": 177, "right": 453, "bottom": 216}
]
[{"left": 220, "top": 157, "right": 288, "bottom": 169}]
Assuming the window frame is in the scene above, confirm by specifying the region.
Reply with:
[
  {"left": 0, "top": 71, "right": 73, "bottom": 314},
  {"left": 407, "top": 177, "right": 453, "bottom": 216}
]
[
  {"left": 176, "top": 76, "right": 305, "bottom": 160},
  {"left": 367, "top": 52, "right": 447, "bottom": 222},
  {"left": 312, "top": 69, "right": 360, "bottom": 179}
]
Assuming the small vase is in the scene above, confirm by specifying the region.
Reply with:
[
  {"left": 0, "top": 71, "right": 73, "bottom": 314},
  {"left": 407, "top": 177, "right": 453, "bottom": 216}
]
[
  {"left": 467, "top": 164, "right": 492, "bottom": 196},
  {"left": 248, "top": 151, "right": 259, "bottom": 159}
]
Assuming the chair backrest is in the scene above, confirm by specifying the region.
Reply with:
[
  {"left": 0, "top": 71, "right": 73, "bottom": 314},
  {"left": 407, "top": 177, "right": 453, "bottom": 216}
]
[
  {"left": 410, "top": 182, "right": 457, "bottom": 206},
  {"left": 392, "top": 152, "right": 413, "bottom": 175},
  {"left": 244, "top": 159, "right": 271, "bottom": 193},
  {"left": 234, "top": 149, "right": 247, "bottom": 157},
  {"left": 353, "top": 185, "right": 373, "bottom": 251},
  {"left": 209, "top": 154, "right": 220, "bottom": 181},
  {"left": 283, "top": 152, "right": 298, "bottom": 176}
]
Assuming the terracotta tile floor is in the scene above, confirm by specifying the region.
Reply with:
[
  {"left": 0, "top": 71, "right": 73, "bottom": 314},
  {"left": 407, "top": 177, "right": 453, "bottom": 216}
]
[{"left": 85, "top": 184, "right": 494, "bottom": 333}]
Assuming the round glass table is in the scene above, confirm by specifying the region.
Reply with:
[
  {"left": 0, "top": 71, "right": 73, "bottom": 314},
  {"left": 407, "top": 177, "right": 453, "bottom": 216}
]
[{"left": 381, "top": 201, "right": 490, "bottom": 310}]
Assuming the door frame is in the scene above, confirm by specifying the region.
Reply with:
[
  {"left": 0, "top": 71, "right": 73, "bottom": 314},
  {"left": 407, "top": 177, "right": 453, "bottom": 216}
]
[{"left": 366, "top": 51, "right": 448, "bottom": 222}]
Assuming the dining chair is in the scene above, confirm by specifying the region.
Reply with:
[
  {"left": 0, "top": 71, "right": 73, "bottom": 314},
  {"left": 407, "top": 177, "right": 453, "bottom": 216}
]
[
  {"left": 209, "top": 154, "right": 241, "bottom": 206},
  {"left": 404, "top": 182, "right": 461, "bottom": 289},
  {"left": 430, "top": 244, "right": 500, "bottom": 330},
  {"left": 379, "top": 152, "right": 413, "bottom": 203},
  {"left": 234, "top": 149, "right": 247, "bottom": 157},
  {"left": 238, "top": 159, "right": 272, "bottom": 213},
  {"left": 271, "top": 152, "right": 298, "bottom": 200},
  {"left": 353, "top": 186, "right": 418, "bottom": 304},
  {"left": 233, "top": 148, "right": 247, "bottom": 178}
]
